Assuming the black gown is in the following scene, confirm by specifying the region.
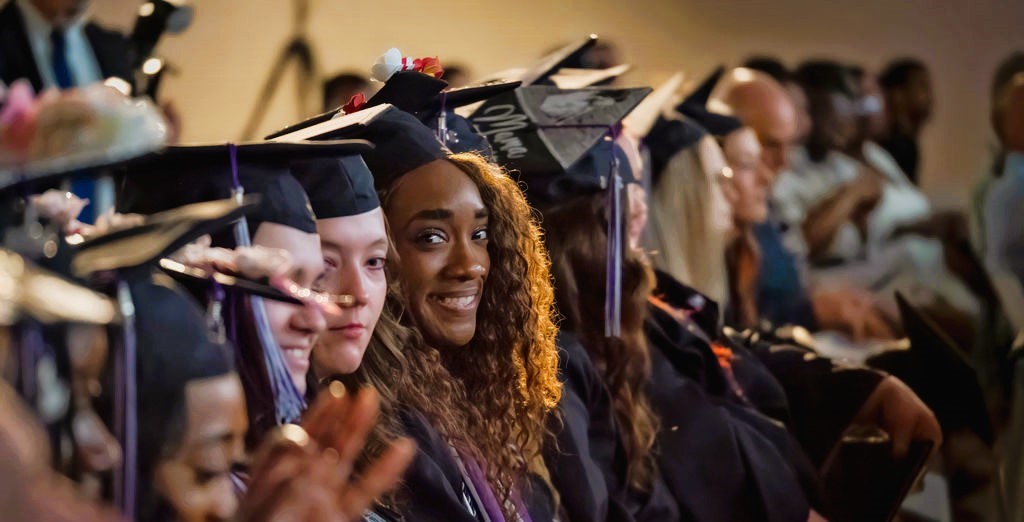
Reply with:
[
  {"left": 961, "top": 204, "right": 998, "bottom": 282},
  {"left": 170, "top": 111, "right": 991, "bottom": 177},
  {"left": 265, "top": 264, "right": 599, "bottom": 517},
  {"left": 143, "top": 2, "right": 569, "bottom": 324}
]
[
  {"left": 384, "top": 409, "right": 483, "bottom": 522},
  {"left": 385, "top": 410, "right": 556, "bottom": 522},
  {"left": 654, "top": 270, "right": 884, "bottom": 469},
  {"left": 646, "top": 270, "right": 828, "bottom": 521},
  {"left": 544, "top": 332, "right": 679, "bottom": 522}
]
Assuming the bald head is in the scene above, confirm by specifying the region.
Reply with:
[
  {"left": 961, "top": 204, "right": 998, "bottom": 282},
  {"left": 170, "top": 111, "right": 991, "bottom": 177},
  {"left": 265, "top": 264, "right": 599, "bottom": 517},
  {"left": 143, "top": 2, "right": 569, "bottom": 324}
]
[{"left": 712, "top": 68, "right": 800, "bottom": 176}]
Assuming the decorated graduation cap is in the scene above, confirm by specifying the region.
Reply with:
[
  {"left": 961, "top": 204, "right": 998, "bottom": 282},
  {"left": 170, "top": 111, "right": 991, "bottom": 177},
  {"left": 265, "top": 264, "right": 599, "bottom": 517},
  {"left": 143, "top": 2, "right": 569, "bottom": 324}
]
[
  {"left": 265, "top": 48, "right": 448, "bottom": 137},
  {"left": 134, "top": 274, "right": 233, "bottom": 521},
  {"left": 468, "top": 85, "right": 651, "bottom": 204},
  {"left": 117, "top": 140, "right": 373, "bottom": 239},
  {"left": 290, "top": 155, "right": 379, "bottom": 219},
  {"left": 675, "top": 66, "right": 744, "bottom": 137},
  {"left": 267, "top": 48, "right": 521, "bottom": 159},
  {"left": 868, "top": 292, "right": 994, "bottom": 444},
  {"left": 271, "top": 104, "right": 448, "bottom": 191},
  {"left": 470, "top": 84, "right": 650, "bottom": 338}
]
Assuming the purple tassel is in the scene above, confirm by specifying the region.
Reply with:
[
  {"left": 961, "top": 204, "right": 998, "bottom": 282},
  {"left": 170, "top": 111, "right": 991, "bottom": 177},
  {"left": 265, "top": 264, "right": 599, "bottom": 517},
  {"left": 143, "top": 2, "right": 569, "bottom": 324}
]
[
  {"left": 227, "top": 143, "right": 243, "bottom": 203},
  {"left": 113, "top": 279, "right": 137, "bottom": 520},
  {"left": 605, "top": 135, "right": 623, "bottom": 338}
]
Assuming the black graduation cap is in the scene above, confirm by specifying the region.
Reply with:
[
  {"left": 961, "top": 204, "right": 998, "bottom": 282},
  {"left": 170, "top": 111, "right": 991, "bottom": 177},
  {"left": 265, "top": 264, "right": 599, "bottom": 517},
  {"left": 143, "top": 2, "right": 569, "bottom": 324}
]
[
  {"left": 644, "top": 115, "right": 707, "bottom": 187},
  {"left": 268, "top": 75, "right": 520, "bottom": 160},
  {"left": 867, "top": 292, "right": 994, "bottom": 444},
  {"left": 71, "top": 196, "right": 260, "bottom": 278},
  {"left": 467, "top": 85, "right": 651, "bottom": 205},
  {"left": 364, "top": 70, "right": 448, "bottom": 114},
  {"left": 290, "top": 155, "right": 379, "bottom": 219},
  {"left": 264, "top": 68, "right": 449, "bottom": 140},
  {"left": 117, "top": 141, "right": 373, "bottom": 236},
  {"left": 133, "top": 273, "right": 233, "bottom": 520},
  {"left": 676, "top": 66, "right": 743, "bottom": 137},
  {"left": 270, "top": 104, "right": 448, "bottom": 191}
]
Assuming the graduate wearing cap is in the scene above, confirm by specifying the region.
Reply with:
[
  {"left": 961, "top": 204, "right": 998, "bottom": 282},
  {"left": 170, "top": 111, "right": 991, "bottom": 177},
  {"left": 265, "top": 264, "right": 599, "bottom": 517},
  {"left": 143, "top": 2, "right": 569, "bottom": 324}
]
[
  {"left": 292, "top": 152, "right": 494, "bottom": 522},
  {"left": 70, "top": 194, "right": 414, "bottom": 521},
  {"left": 468, "top": 81, "right": 688, "bottom": 522},
  {"left": 276, "top": 98, "right": 562, "bottom": 521},
  {"left": 639, "top": 73, "right": 942, "bottom": 519},
  {"left": 0, "top": 249, "right": 120, "bottom": 522},
  {"left": 477, "top": 79, "right": 820, "bottom": 520},
  {"left": 117, "top": 140, "right": 372, "bottom": 449},
  {"left": 266, "top": 47, "right": 521, "bottom": 162}
]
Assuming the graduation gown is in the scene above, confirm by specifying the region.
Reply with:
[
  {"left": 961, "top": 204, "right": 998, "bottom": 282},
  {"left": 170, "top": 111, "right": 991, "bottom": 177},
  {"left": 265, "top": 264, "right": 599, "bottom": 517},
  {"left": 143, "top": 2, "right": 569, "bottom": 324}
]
[
  {"left": 544, "top": 332, "right": 678, "bottom": 522},
  {"left": 388, "top": 409, "right": 482, "bottom": 522},
  {"left": 645, "top": 298, "right": 815, "bottom": 521},
  {"left": 654, "top": 269, "right": 884, "bottom": 469},
  {"left": 387, "top": 410, "right": 555, "bottom": 522}
]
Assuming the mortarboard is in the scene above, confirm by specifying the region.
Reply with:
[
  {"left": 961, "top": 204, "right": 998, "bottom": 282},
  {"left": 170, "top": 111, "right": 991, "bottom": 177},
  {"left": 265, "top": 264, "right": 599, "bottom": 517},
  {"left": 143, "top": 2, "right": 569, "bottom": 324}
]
[
  {"left": 468, "top": 85, "right": 651, "bottom": 205},
  {"left": 469, "top": 84, "right": 650, "bottom": 338},
  {"left": 117, "top": 141, "right": 373, "bottom": 237},
  {"left": 644, "top": 116, "right": 707, "bottom": 187},
  {"left": 267, "top": 58, "right": 520, "bottom": 161},
  {"left": 71, "top": 197, "right": 259, "bottom": 278},
  {"left": 290, "top": 155, "right": 379, "bottom": 219},
  {"left": 270, "top": 104, "right": 447, "bottom": 192},
  {"left": 868, "top": 292, "right": 993, "bottom": 444},
  {"left": 675, "top": 66, "right": 743, "bottom": 138}
]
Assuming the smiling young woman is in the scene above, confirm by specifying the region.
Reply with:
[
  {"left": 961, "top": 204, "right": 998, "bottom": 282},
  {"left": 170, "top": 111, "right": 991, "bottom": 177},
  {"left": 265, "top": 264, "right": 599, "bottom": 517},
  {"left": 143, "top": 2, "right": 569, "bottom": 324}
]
[{"left": 378, "top": 151, "right": 561, "bottom": 519}]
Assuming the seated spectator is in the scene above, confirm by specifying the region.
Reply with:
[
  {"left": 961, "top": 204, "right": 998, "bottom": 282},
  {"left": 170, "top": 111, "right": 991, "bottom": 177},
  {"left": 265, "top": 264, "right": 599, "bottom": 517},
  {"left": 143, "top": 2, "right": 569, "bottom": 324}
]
[
  {"left": 321, "top": 71, "right": 371, "bottom": 112},
  {"left": 878, "top": 58, "right": 933, "bottom": 185}
]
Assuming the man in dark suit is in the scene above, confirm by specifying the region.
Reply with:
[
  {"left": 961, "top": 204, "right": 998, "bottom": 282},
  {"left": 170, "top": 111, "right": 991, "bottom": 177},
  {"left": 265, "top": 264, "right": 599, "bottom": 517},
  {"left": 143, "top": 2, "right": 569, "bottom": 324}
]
[
  {"left": 0, "top": 0, "right": 133, "bottom": 91},
  {"left": 0, "top": 0, "right": 135, "bottom": 222}
]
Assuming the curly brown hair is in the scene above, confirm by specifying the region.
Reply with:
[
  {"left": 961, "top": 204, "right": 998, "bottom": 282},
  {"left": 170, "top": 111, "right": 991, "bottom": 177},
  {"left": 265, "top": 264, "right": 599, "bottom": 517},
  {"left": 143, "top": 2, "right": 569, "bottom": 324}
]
[
  {"left": 378, "top": 152, "right": 562, "bottom": 512},
  {"left": 541, "top": 192, "right": 660, "bottom": 492}
]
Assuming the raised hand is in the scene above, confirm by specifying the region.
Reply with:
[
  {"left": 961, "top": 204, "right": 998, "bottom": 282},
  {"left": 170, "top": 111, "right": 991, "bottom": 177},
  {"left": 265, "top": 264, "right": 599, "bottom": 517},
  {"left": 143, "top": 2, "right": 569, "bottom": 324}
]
[{"left": 239, "top": 386, "right": 416, "bottom": 522}]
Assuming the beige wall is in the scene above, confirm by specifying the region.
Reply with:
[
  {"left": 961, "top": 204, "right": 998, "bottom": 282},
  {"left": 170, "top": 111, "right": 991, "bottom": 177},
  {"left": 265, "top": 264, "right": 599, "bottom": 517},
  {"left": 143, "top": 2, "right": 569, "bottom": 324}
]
[{"left": 89, "top": 0, "right": 1024, "bottom": 208}]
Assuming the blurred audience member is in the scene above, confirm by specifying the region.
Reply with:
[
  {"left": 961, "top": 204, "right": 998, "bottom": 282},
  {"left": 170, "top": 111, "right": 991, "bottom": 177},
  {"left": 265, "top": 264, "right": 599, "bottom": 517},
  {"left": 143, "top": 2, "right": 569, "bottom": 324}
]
[
  {"left": 744, "top": 56, "right": 811, "bottom": 143},
  {"left": 974, "top": 52, "right": 1024, "bottom": 257},
  {"left": 775, "top": 60, "right": 881, "bottom": 264},
  {"left": 715, "top": 68, "right": 893, "bottom": 340},
  {"left": 321, "top": 71, "right": 370, "bottom": 112},
  {"left": 982, "top": 54, "right": 1024, "bottom": 287},
  {"left": 879, "top": 58, "right": 933, "bottom": 185},
  {"left": 440, "top": 63, "right": 470, "bottom": 88},
  {"left": 847, "top": 65, "right": 932, "bottom": 249}
]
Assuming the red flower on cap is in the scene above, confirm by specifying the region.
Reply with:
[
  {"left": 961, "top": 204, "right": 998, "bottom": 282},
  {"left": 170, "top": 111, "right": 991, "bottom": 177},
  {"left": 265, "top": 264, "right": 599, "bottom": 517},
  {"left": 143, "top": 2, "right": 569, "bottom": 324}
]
[
  {"left": 341, "top": 92, "right": 366, "bottom": 114},
  {"left": 411, "top": 56, "right": 444, "bottom": 79}
]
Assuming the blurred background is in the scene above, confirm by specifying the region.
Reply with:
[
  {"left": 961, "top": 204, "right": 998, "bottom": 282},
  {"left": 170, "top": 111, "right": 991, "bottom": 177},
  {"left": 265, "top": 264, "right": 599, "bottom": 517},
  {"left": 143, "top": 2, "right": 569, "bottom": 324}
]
[{"left": 90, "top": 0, "right": 1024, "bottom": 209}]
